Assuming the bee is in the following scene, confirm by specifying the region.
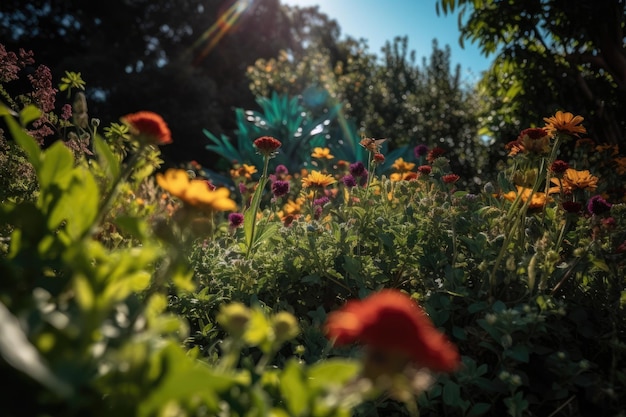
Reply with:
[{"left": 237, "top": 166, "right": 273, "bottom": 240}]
[{"left": 359, "top": 137, "right": 387, "bottom": 153}]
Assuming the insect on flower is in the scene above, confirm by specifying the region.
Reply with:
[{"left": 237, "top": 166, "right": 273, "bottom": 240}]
[{"left": 359, "top": 137, "right": 387, "bottom": 153}]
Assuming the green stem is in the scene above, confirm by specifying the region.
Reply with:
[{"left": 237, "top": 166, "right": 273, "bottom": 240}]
[{"left": 245, "top": 155, "right": 270, "bottom": 258}]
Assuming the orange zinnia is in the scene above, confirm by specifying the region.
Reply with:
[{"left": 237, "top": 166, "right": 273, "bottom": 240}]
[
  {"left": 311, "top": 147, "right": 334, "bottom": 160},
  {"left": 121, "top": 111, "right": 172, "bottom": 145},
  {"left": 156, "top": 169, "right": 237, "bottom": 212},
  {"left": 543, "top": 111, "right": 586, "bottom": 137},
  {"left": 325, "top": 289, "right": 461, "bottom": 373}
]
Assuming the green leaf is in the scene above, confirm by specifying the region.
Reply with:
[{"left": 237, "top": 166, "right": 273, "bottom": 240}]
[
  {"left": 19, "top": 104, "right": 42, "bottom": 126},
  {"left": 280, "top": 359, "right": 308, "bottom": 417},
  {"left": 467, "top": 402, "right": 491, "bottom": 417},
  {"left": 505, "top": 345, "right": 529, "bottom": 363},
  {"left": 93, "top": 134, "right": 121, "bottom": 179},
  {"left": 442, "top": 381, "right": 461, "bottom": 407},
  {"left": 308, "top": 359, "right": 360, "bottom": 391}
]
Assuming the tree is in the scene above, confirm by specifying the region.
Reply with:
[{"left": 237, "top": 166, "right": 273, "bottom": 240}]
[{"left": 436, "top": 0, "right": 626, "bottom": 148}]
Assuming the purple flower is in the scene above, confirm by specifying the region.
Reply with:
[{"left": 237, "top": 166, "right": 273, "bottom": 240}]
[
  {"left": 414, "top": 144, "right": 429, "bottom": 158},
  {"left": 587, "top": 195, "right": 612, "bottom": 215},
  {"left": 271, "top": 180, "right": 290, "bottom": 198},
  {"left": 349, "top": 161, "right": 366, "bottom": 177},
  {"left": 275, "top": 164, "right": 289, "bottom": 176},
  {"left": 228, "top": 212, "right": 244, "bottom": 228},
  {"left": 313, "top": 196, "right": 330, "bottom": 207},
  {"left": 342, "top": 174, "right": 357, "bottom": 188}
]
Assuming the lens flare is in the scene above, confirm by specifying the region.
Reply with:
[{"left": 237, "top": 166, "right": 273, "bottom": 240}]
[{"left": 189, "top": 0, "right": 254, "bottom": 64}]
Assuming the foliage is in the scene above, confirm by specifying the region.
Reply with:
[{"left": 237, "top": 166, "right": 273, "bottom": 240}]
[{"left": 436, "top": 0, "right": 626, "bottom": 149}]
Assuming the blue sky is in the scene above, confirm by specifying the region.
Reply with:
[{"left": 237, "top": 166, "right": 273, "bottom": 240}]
[{"left": 280, "top": 0, "right": 493, "bottom": 82}]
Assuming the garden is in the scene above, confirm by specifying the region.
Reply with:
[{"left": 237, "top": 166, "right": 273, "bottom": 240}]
[{"left": 1, "top": 1, "right": 626, "bottom": 417}]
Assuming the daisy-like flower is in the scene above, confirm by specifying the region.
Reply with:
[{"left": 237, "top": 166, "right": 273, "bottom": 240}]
[
  {"left": 311, "top": 147, "right": 334, "bottom": 159},
  {"left": 442, "top": 173, "right": 460, "bottom": 184},
  {"left": 156, "top": 169, "right": 237, "bottom": 212},
  {"left": 391, "top": 157, "right": 416, "bottom": 172},
  {"left": 302, "top": 170, "right": 336, "bottom": 188},
  {"left": 253, "top": 136, "right": 282, "bottom": 157},
  {"left": 325, "top": 289, "right": 460, "bottom": 374},
  {"left": 121, "top": 111, "right": 172, "bottom": 145},
  {"left": 550, "top": 168, "right": 598, "bottom": 193},
  {"left": 502, "top": 186, "right": 552, "bottom": 209},
  {"left": 543, "top": 111, "right": 586, "bottom": 137}
]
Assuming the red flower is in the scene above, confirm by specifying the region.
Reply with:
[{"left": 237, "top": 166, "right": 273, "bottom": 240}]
[
  {"left": 253, "top": 136, "right": 282, "bottom": 156},
  {"left": 121, "top": 111, "right": 172, "bottom": 145},
  {"left": 373, "top": 152, "right": 385, "bottom": 163},
  {"left": 442, "top": 173, "right": 460, "bottom": 184},
  {"left": 325, "top": 289, "right": 460, "bottom": 373},
  {"left": 427, "top": 146, "right": 446, "bottom": 163}
]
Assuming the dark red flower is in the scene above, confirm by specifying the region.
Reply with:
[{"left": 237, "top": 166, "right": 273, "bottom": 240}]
[
  {"left": 325, "top": 289, "right": 461, "bottom": 373},
  {"left": 417, "top": 165, "right": 432, "bottom": 175},
  {"left": 427, "top": 147, "right": 446, "bottom": 164},
  {"left": 550, "top": 160, "right": 570, "bottom": 174},
  {"left": 122, "top": 111, "right": 172, "bottom": 145},
  {"left": 442, "top": 174, "right": 460, "bottom": 184},
  {"left": 373, "top": 153, "right": 385, "bottom": 163},
  {"left": 253, "top": 136, "right": 282, "bottom": 156}
]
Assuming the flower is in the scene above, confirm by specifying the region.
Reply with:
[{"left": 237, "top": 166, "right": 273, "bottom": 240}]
[
  {"left": 302, "top": 170, "right": 336, "bottom": 188},
  {"left": 502, "top": 186, "right": 552, "bottom": 209},
  {"left": 121, "top": 111, "right": 172, "bottom": 145},
  {"left": 442, "top": 173, "right": 460, "bottom": 184},
  {"left": 391, "top": 157, "right": 416, "bottom": 172},
  {"left": 349, "top": 161, "right": 367, "bottom": 178},
  {"left": 550, "top": 168, "right": 598, "bottom": 193},
  {"left": 519, "top": 128, "right": 552, "bottom": 154},
  {"left": 342, "top": 174, "right": 357, "bottom": 188},
  {"left": 271, "top": 180, "right": 290, "bottom": 198},
  {"left": 373, "top": 153, "right": 385, "bottom": 163},
  {"left": 426, "top": 147, "right": 446, "bottom": 163},
  {"left": 414, "top": 144, "right": 429, "bottom": 158},
  {"left": 325, "top": 289, "right": 460, "bottom": 373},
  {"left": 253, "top": 136, "right": 282, "bottom": 156},
  {"left": 562, "top": 201, "right": 583, "bottom": 214},
  {"left": 587, "top": 195, "right": 612, "bottom": 215},
  {"left": 228, "top": 212, "right": 244, "bottom": 228},
  {"left": 543, "top": 111, "right": 586, "bottom": 137},
  {"left": 549, "top": 160, "right": 570, "bottom": 174},
  {"left": 417, "top": 165, "right": 432, "bottom": 175},
  {"left": 156, "top": 168, "right": 237, "bottom": 212},
  {"left": 311, "top": 147, "right": 334, "bottom": 159}
]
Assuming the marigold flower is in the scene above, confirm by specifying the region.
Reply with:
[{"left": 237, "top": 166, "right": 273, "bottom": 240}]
[
  {"left": 253, "top": 136, "right": 282, "bottom": 156},
  {"left": 518, "top": 127, "right": 551, "bottom": 154},
  {"left": 121, "top": 111, "right": 172, "bottom": 145},
  {"left": 543, "top": 111, "right": 586, "bottom": 137},
  {"left": 325, "top": 289, "right": 461, "bottom": 373},
  {"left": 156, "top": 169, "right": 237, "bottom": 212},
  {"left": 502, "top": 186, "right": 552, "bottom": 209},
  {"left": 311, "top": 147, "right": 334, "bottom": 159},
  {"left": 302, "top": 170, "right": 336, "bottom": 188}
]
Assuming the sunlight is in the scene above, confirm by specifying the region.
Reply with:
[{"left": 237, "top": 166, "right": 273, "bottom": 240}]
[{"left": 189, "top": 0, "right": 255, "bottom": 64}]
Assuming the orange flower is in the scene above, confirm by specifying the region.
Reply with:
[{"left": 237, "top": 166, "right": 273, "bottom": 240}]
[
  {"left": 156, "top": 169, "right": 237, "bottom": 212},
  {"left": 121, "top": 111, "right": 172, "bottom": 145},
  {"left": 543, "top": 111, "right": 586, "bottom": 137},
  {"left": 325, "top": 289, "right": 461, "bottom": 373},
  {"left": 550, "top": 168, "right": 598, "bottom": 192},
  {"left": 502, "top": 186, "right": 552, "bottom": 209},
  {"left": 302, "top": 170, "right": 336, "bottom": 188},
  {"left": 311, "top": 147, "right": 334, "bottom": 160},
  {"left": 391, "top": 157, "right": 416, "bottom": 172}
]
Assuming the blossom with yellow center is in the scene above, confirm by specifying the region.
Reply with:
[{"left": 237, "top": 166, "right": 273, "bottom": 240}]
[
  {"left": 502, "top": 186, "right": 552, "bottom": 209},
  {"left": 311, "top": 147, "right": 334, "bottom": 160},
  {"left": 391, "top": 157, "right": 416, "bottom": 172},
  {"left": 156, "top": 169, "right": 237, "bottom": 212},
  {"left": 549, "top": 168, "right": 598, "bottom": 193},
  {"left": 302, "top": 170, "right": 337, "bottom": 188},
  {"left": 543, "top": 111, "right": 586, "bottom": 137}
]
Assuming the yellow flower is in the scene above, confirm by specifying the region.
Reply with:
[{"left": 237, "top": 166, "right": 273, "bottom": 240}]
[
  {"left": 156, "top": 169, "right": 237, "bottom": 212},
  {"left": 302, "top": 170, "right": 337, "bottom": 188},
  {"left": 283, "top": 197, "right": 305, "bottom": 215},
  {"left": 502, "top": 186, "right": 552, "bottom": 209},
  {"left": 311, "top": 147, "right": 334, "bottom": 160},
  {"left": 543, "top": 111, "right": 586, "bottom": 137},
  {"left": 560, "top": 168, "right": 598, "bottom": 192},
  {"left": 230, "top": 164, "right": 258, "bottom": 180},
  {"left": 391, "top": 157, "right": 416, "bottom": 172}
]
